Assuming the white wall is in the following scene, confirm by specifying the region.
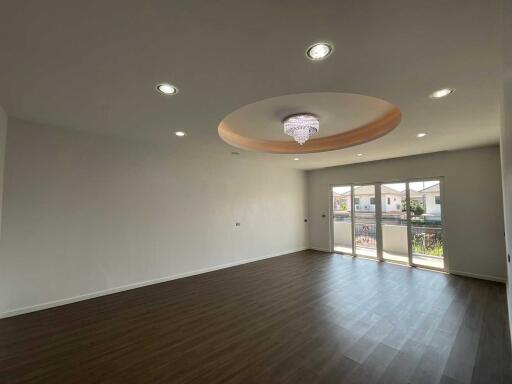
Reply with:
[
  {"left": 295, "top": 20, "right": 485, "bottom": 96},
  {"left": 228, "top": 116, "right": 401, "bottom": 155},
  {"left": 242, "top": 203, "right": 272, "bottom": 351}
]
[
  {"left": 355, "top": 195, "right": 375, "bottom": 212},
  {"left": 382, "top": 194, "right": 403, "bottom": 212},
  {"left": 0, "top": 104, "right": 6, "bottom": 238},
  {"left": 382, "top": 225, "right": 408, "bottom": 255},
  {"left": 333, "top": 221, "right": 352, "bottom": 248},
  {"left": 425, "top": 193, "right": 442, "bottom": 217},
  {"left": 0, "top": 118, "right": 308, "bottom": 317},
  {"left": 308, "top": 146, "right": 506, "bottom": 281},
  {"left": 501, "top": 0, "right": 512, "bottom": 336}
]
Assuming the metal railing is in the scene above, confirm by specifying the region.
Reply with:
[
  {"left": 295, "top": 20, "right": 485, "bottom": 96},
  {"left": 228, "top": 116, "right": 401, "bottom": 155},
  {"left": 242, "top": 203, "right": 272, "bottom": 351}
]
[
  {"left": 354, "top": 222, "right": 377, "bottom": 249},
  {"left": 333, "top": 219, "right": 443, "bottom": 256}
]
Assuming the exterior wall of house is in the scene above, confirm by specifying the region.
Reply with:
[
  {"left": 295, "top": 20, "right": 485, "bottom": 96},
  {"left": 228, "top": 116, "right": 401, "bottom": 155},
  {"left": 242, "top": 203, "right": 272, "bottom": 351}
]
[
  {"left": 381, "top": 193, "right": 402, "bottom": 213},
  {"left": 424, "top": 192, "right": 442, "bottom": 218},
  {"left": 333, "top": 195, "right": 350, "bottom": 212},
  {"left": 355, "top": 195, "right": 375, "bottom": 212}
]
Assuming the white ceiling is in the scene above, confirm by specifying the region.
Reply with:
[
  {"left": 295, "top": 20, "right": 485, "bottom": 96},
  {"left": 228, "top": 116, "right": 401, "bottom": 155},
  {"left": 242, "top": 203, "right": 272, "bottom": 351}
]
[{"left": 0, "top": 0, "right": 502, "bottom": 170}]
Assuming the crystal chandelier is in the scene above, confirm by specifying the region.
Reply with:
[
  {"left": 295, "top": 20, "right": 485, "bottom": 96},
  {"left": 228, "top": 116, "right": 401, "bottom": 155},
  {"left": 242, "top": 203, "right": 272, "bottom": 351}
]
[{"left": 283, "top": 113, "right": 319, "bottom": 145}]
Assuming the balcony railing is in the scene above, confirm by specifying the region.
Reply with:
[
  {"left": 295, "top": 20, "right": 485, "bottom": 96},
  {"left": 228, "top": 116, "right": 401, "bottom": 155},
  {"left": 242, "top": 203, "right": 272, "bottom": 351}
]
[
  {"left": 333, "top": 217, "right": 443, "bottom": 257},
  {"left": 354, "top": 222, "right": 377, "bottom": 249}
]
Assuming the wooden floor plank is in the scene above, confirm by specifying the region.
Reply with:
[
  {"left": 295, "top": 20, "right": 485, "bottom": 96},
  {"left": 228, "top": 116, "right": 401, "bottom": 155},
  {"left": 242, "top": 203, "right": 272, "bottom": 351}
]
[{"left": 0, "top": 250, "right": 510, "bottom": 383}]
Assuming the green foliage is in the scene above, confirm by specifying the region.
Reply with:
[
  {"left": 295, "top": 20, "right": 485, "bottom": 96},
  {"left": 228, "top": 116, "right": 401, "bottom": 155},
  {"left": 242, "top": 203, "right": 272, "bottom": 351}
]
[
  {"left": 412, "top": 242, "right": 443, "bottom": 256},
  {"left": 402, "top": 199, "right": 425, "bottom": 216}
]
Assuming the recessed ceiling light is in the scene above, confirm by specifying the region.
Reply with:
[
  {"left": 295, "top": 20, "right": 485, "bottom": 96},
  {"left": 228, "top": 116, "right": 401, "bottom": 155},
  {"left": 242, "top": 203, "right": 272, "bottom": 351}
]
[
  {"left": 417, "top": 132, "right": 427, "bottom": 138},
  {"left": 357, "top": 153, "right": 363, "bottom": 157},
  {"left": 294, "top": 157, "right": 300, "bottom": 161},
  {"left": 175, "top": 131, "right": 186, "bottom": 137},
  {"left": 306, "top": 42, "right": 333, "bottom": 61},
  {"left": 156, "top": 83, "right": 178, "bottom": 95},
  {"left": 429, "top": 88, "right": 453, "bottom": 99}
]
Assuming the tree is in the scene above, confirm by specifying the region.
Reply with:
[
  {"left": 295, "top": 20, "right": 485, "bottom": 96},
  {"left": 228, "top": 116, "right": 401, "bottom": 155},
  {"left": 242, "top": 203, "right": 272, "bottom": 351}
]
[{"left": 402, "top": 199, "right": 425, "bottom": 216}]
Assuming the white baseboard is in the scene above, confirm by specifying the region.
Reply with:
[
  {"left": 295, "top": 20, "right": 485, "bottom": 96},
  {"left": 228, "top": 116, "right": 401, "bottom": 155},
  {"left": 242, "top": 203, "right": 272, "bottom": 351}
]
[
  {"left": 449, "top": 269, "right": 506, "bottom": 283},
  {"left": 309, "top": 247, "right": 331, "bottom": 252},
  {"left": 0, "top": 248, "right": 308, "bottom": 319}
]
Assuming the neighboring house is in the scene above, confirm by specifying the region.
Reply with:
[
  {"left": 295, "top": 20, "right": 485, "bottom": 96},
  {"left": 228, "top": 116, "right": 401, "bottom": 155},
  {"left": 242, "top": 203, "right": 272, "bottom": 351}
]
[
  {"left": 418, "top": 183, "right": 441, "bottom": 220},
  {"left": 380, "top": 185, "right": 404, "bottom": 213},
  {"left": 333, "top": 183, "right": 441, "bottom": 219},
  {"left": 333, "top": 185, "right": 404, "bottom": 213},
  {"left": 350, "top": 185, "right": 377, "bottom": 212}
]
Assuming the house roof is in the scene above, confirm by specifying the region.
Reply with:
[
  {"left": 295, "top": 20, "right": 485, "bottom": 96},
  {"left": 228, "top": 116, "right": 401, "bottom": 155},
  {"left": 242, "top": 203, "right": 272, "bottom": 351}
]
[
  {"left": 334, "top": 185, "right": 405, "bottom": 196},
  {"left": 333, "top": 183, "right": 439, "bottom": 197},
  {"left": 419, "top": 183, "right": 440, "bottom": 193}
]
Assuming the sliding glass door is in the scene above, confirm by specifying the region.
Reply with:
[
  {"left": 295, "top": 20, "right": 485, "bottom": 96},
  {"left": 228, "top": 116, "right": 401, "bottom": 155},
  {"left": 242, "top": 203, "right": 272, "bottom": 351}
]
[
  {"left": 331, "top": 178, "right": 445, "bottom": 271},
  {"left": 409, "top": 180, "right": 444, "bottom": 269},
  {"left": 381, "top": 183, "right": 408, "bottom": 264},
  {"left": 332, "top": 186, "right": 353, "bottom": 254},
  {"left": 354, "top": 185, "right": 377, "bottom": 259}
]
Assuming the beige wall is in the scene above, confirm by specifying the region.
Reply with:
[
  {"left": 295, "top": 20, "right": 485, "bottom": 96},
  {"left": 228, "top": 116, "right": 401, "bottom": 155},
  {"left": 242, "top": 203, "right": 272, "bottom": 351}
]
[
  {"left": 0, "top": 118, "right": 309, "bottom": 317},
  {"left": 501, "top": 0, "right": 512, "bottom": 334},
  {"left": 308, "top": 146, "right": 506, "bottom": 281},
  {"left": 0, "top": 105, "right": 6, "bottom": 238}
]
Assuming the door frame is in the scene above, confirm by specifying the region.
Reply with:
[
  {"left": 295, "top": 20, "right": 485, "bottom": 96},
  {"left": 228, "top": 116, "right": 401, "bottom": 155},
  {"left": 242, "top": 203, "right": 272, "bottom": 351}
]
[
  {"left": 407, "top": 178, "right": 448, "bottom": 272},
  {"left": 329, "top": 176, "right": 448, "bottom": 272}
]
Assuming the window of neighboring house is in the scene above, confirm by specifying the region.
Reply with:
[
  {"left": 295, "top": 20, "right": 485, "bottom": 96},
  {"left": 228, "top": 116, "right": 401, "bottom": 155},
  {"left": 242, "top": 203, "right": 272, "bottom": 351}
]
[
  {"left": 396, "top": 204, "right": 401, "bottom": 210},
  {"left": 387, "top": 197, "right": 391, "bottom": 204},
  {"left": 370, "top": 197, "right": 375, "bottom": 205},
  {"left": 435, "top": 195, "right": 441, "bottom": 204},
  {"left": 354, "top": 197, "right": 360, "bottom": 205}
]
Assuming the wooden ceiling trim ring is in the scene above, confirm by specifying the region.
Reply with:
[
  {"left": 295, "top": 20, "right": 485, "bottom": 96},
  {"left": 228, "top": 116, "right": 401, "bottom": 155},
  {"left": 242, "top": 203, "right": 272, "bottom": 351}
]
[{"left": 218, "top": 107, "right": 401, "bottom": 154}]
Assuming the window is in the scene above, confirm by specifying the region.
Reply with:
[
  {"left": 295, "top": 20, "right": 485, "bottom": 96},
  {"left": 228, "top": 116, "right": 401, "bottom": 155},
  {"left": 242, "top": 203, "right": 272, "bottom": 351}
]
[
  {"left": 370, "top": 197, "right": 375, "bottom": 205},
  {"left": 354, "top": 197, "right": 360, "bottom": 205},
  {"left": 387, "top": 197, "right": 391, "bottom": 204},
  {"left": 435, "top": 195, "right": 441, "bottom": 204}
]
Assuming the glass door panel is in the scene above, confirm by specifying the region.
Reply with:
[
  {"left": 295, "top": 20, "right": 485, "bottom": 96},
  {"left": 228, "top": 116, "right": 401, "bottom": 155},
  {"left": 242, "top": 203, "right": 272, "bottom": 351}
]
[
  {"left": 381, "top": 183, "right": 408, "bottom": 264},
  {"left": 354, "top": 185, "right": 377, "bottom": 258},
  {"left": 408, "top": 180, "right": 444, "bottom": 269},
  {"left": 332, "top": 186, "right": 353, "bottom": 255}
]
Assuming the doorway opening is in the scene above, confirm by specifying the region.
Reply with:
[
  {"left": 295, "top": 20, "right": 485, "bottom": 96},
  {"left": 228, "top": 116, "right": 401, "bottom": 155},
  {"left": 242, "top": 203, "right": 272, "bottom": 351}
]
[{"left": 331, "top": 179, "right": 445, "bottom": 271}]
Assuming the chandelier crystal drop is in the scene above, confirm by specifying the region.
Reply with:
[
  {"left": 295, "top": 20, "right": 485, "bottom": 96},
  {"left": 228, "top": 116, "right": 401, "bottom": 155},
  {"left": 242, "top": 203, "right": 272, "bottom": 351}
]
[{"left": 283, "top": 113, "right": 319, "bottom": 145}]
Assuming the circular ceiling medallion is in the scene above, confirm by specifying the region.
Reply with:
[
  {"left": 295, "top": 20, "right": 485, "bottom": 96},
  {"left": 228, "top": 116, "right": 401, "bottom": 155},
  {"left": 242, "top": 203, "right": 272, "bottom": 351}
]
[{"left": 218, "top": 92, "right": 402, "bottom": 154}]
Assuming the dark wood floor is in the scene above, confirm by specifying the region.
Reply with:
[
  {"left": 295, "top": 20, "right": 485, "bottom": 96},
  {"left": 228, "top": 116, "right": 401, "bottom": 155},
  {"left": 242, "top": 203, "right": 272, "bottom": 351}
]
[{"left": 1, "top": 250, "right": 511, "bottom": 383}]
